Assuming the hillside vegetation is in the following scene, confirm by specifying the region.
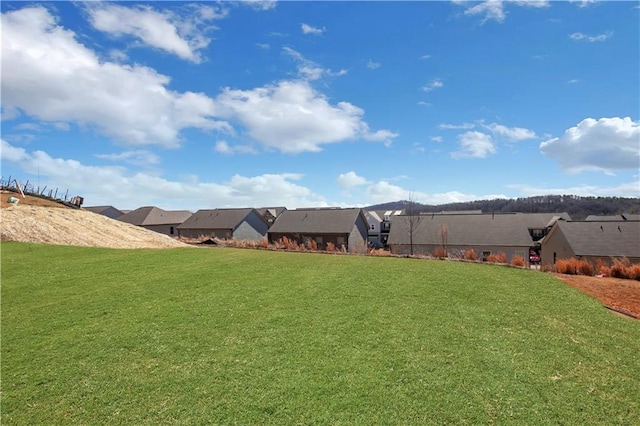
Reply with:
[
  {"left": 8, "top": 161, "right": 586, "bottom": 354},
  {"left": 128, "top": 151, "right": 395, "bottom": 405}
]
[
  {"left": 2, "top": 243, "right": 639, "bottom": 424},
  {"left": 369, "top": 195, "right": 640, "bottom": 220}
]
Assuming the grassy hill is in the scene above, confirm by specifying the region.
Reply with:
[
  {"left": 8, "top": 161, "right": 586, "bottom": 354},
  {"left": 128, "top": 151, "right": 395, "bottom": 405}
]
[{"left": 2, "top": 243, "right": 639, "bottom": 424}]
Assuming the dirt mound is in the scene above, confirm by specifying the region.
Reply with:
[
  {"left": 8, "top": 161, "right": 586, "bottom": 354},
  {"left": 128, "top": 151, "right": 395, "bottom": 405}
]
[
  {"left": 1, "top": 205, "right": 188, "bottom": 249},
  {"left": 1, "top": 190, "right": 70, "bottom": 209}
]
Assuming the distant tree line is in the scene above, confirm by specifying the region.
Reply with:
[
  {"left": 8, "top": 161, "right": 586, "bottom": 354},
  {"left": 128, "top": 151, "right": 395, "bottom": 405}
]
[{"left": 368, "top": 195, "right": 640, "bottom": 221}]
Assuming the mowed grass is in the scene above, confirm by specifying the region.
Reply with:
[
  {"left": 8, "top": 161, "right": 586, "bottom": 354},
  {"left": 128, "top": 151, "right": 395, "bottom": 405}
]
[{"left": 2, "top": 243, "right": 639, "bottom": 424}]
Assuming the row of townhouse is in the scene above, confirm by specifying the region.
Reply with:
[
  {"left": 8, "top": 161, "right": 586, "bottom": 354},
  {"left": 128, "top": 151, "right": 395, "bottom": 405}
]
[{"left": 85, "top": 205, "right": 640, "bottom": 266}]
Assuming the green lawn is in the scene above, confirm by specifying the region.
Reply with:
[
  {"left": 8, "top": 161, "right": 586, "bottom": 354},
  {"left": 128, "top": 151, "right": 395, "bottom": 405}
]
[{"left": 2, "top": 242, "right": 639, "bottom": 424}]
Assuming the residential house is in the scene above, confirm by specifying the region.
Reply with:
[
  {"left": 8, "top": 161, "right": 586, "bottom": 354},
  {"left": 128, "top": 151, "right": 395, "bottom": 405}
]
[
  {"left": 255, "top": 207, "right": 287, "bottom": 228},
  {"left": 388, "top": 212, "right": 569, "bottom": 262},
  {"left": 585, "top": 214, "right": 640, "bottom": 221},
  {"left": 84, "top": 205, "right": 124, "bottom": 219},
  {"left": 117, "top": 206, "right": 192, "bottom": 236},
  {"left": 363, "top": 210, "right": 383, "bottom": 247},
  {"left": 376, "top": 210, "right": 403, "bottom": 247},
  {"left": 541, "top": 220, "right": 640, "bottom": 267},
  {"left": 268, "top": 208, "right": 369, "bottom": 253},
  {"left": 176, "top": 208, "right": 269, "bottom": 241}
]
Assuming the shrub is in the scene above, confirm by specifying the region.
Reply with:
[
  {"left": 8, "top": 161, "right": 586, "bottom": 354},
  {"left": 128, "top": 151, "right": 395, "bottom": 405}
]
[
  {"left": 261, "top": 237, "right": 269, "bottom": 249},
  {"left": 307, "top": 239, "right": 318, "bottom": 251},
  {"left": 595, "top": 258, "right": 610, "bottom": 276},
  {"left": 628, "top": 264, "right": 640, "bottom": 281},
  {"left": 463, "top": 249, "right": 477, "bottom": 261},
  {"left": 326, "top": 242, "right": 336, "bottom": 252},
  {"left": 511, "top": 255, "right": 526, "bottom": 268},
  {"left": 610, "top": 258, "right": 631, "bottom": 279},
  {"left": 433, "top": 247, "right": 447, "bottom": 259},
  {"left": 486, "top": 252, "right": 506, "bottom": 264},
  {"left": 555, "top": 258, "right": 594, "bottom": 276},
  {"left": 369, "top": 248, "right": 391, "bottom": 257}
]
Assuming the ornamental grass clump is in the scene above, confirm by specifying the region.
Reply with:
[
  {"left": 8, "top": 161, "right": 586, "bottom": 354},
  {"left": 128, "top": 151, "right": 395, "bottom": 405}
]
[
  {"left": 433, "top": 247, "right": 447, "bottom": 259},
  {"left": 555, "top": 258, "right": 594, "bottom": 276},
  {"left": 463, "top": 249, "right": 477, "bottom": 261},
  {"left": 510, "top": 255, "right": 526, "bottom": 268}
]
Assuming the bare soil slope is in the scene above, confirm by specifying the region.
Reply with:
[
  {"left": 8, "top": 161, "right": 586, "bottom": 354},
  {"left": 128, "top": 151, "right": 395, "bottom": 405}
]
[{"left": 1, "top": 204, "right": 188, "bottom": 249}]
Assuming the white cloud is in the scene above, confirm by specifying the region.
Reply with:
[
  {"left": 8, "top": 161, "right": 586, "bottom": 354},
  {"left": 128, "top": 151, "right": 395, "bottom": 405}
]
[
  {"left": 438, "top": 122, "right": 475, "bottom": 130},
  {"left": 459, "top": 0, "right": 507, "bottom": 23},
  {"left": 86, "top": 3, "right": 227, "bottom": 63},
  {"left": 569, "top": 0, "right": 599, "bottom": 8},
  {"left": 507, "top": 182, "right": 640, "bottom": 198},
  {"left": 301, "top": 23, "right": 325, "bottom": 35},
  {"left": 510, "top": 1, "right": 550, "bottom": 8},
  {"left": 451, "top": 131, "right": 496, "bottom": 159},
  {"left": 95, "top": 150, "right": 160, "bottom": 167},
  {"left": 364, "top": 179, "right": 506, "bottom": 205},
  {"left": 283, "top": 46, "right": 347, "bottom": 81},
  {"left": 256, "top": 43, "right": 270, "bottom": 50},
  {"left": 567, "top": 79, "right": 579, "bottom": 84},
  {"left": 213, "top": 80, "right": 397, "bottom": 153},
  {"left": 540, "top": 117, "right": 640, "bottom": 174},
  {"left": 455, "top": 0, "right": 549, "bottom": 24},
  {"left": 337, "top": 171, "right": 369, "bottom": 189},
  {"left": 420, "top": 54, "right": 432, "bottom": 60},
  {"left": 1, "top": 6, "right": 230, "bottom": 149},
  {"left": 0, "top": 140, "right": 327, "bottom": 210},
  {"left": 239, "top": 0, "right": 278, "bottom": 11},
  {"left": 421, "top": 79, "right": 444, "bottom": 92},
  {"left": 431, "top": 136, "right": 443, "bottom": 143},
  {"left": 481, "top": 123, "right": 537, "bottom": 141},
  {"left": 569, "top": 31, "right": 613, "bottom": 42},
  {"left": 214, "top": 140, "right": 257, "bottom": 155},
  {"left": 0, "top": 140, "right": 28, "bottom": 162},
  {"left": 366, "top": 60, "right": 381, "bottom": 69}
]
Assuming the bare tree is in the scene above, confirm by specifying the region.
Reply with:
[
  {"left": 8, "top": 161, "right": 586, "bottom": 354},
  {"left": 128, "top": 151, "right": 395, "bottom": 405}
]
[
  {"left": 438, "top": 223, "right": 448, "bottom": 257},
  {"left": 406, "top": 191, "right": 421, "bottom": 256}
]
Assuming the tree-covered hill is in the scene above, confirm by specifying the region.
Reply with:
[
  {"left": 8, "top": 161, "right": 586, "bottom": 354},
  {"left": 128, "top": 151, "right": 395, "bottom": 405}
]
[{"left": 367, "top": 195, "right": 640, "bottom": 221}]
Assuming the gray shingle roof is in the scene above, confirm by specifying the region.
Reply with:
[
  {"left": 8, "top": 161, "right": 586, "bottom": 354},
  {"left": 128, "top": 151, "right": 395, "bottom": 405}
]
[
  {"left": 84, "top": 205, "right": 123, "bottom": 215},
  {"left": 256, "top": 207, "right": 287, "bottom": 217},
  {"left": 550, "top": 220, "right": 640, "bottom": 257},
  {"left": 585, "top": 214, "right": 640, "bottom": 221},
  {"left": 268, "top": 208, "right": 365, "bottom": 234},
  {"left": 177, "top": 208, "right": 257, "bottom": 230},
  {"left": 388, "top": 213, "right": 569, "bottom": 247},
  {"left": 117, "top": 206, "right": 192, "bottom": 226}
]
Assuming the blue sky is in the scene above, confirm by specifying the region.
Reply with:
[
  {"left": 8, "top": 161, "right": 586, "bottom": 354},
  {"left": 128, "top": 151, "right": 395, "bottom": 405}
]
[{"left": 1, "top": 0, "right": 638, "bottom": 211}]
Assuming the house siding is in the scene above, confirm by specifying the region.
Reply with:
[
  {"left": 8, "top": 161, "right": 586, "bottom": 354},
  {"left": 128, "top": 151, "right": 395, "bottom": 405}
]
[
  {"left": 233, "top": 213, "right": 268, "bottom": 241},
  {"left": 348, "top": 217, "right": 369, "bottom": 253},
  {"left": 389, "top": 243, "right": 529, "bottom": 262},
  {"left": 178, "top": 228, "right": 232, "bottom": 240},
  {"left": 268, "top": 232, "right": 351, "bottom": 250},
  {"left": 143, "top": 224, "right": 180, "bottom": 236},
  {"left": 540, "top": 227, "right": 574, "bottom": 267}
]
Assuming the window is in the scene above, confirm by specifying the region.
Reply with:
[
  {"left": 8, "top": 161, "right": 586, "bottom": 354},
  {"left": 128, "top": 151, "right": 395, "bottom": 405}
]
[
  {"left": 482, "top": 251, "right": 491, "bottom": 262},
  {"left": 315, "top": 236, "right": 323, "bottom": 244},
  {"left": 336, "top": 236, "right": 345, "bottom": 245},
  {"left": 170, "top": 226, "right": 174, "bottom": 235}
]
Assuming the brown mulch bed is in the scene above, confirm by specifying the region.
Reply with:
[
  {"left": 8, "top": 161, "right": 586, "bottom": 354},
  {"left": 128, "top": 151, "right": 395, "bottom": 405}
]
[{"left": 552, "top": 273, "right": 640, "bottom": 319}]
